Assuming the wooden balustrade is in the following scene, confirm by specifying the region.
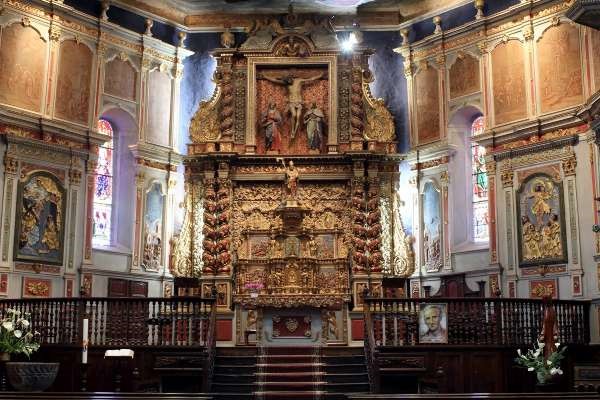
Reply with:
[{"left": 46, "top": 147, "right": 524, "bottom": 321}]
[
  {"left": 363, "top": 297, "right": 590, "bottom": 348},
  {"left": 0, "top": 297, "right": 217, "bottom": 348}
]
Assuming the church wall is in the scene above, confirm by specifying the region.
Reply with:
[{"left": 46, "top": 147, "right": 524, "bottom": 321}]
[
  {"left": 0, "top": 0, "right": 189, "bottom": 299},
  {"left": 402, "top": 0, "right": 600, "bottom": 338}
]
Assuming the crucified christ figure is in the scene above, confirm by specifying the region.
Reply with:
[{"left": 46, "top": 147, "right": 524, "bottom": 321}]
[{"left": 261, "top": 71, "right": 324, "bottom": 138}]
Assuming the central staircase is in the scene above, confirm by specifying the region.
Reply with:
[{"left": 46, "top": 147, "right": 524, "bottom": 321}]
[{"left": 211, "top": 346, "right": 370, "bottom": 399}]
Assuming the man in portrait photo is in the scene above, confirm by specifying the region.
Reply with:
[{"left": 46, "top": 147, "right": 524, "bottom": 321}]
[{"left": 419, "top": 304, "right": 448, "bottom": 343}]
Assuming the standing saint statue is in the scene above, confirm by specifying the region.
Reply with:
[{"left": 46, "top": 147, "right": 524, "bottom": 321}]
[
  {"left": 261, "top": 102, "right": 283, "bottom": 151},
  {"left": 260, "top": 71, "right": 324, "bottom": 138},
  {"left": 278, "top": 158, "right": 299, "bottom": 200},
  {"left": 304, "top": 102, "right": 324, "bottom": 150}
]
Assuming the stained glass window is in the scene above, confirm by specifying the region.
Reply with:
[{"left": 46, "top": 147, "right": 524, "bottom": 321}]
[
  {"left": 471, "top": 116, "right": 489, "bottom": 242},
  {"left": 92, "top": 119, "right": 114, "bottom": 246}
]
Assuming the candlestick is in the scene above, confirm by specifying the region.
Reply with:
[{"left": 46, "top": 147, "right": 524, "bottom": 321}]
[{"left": 82, "top": 318, "right": 89, "bottom": 364}]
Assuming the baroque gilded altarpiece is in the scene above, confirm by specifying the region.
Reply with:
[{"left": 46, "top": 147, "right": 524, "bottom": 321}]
[{"left": 171, "top": 15, "right": 414, "bottom": 344}]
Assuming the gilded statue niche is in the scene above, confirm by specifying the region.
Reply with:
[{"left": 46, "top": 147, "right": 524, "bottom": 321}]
[
  {"left": 189, "top": 86, "right": 221, "bottom": 143},
  {"left": 104, "top": 58, "right": 137, "bottom": 101},
  {"left": 516, "top": 173, "right": 567, "bottom": 267},
  {"left": 491, "top": 40, "right": 527, "bottom": 125},
  {"left": 415, "top": 63, "right": 441, "bottom": 144},
  {"left": 537, "top": 23, "right": 583, "bottom": 113},
  {"left": 449, "top": 53, "right": 480, "bottom": 99},
  {"left": 0, "top": 24, "right": 46, "bottom": 113},
  {"left": 591, "top": 28, "right": 600, "bottom": 92},
  {"left": 55, "top": 40, "right": 93, "bottom": 125}
]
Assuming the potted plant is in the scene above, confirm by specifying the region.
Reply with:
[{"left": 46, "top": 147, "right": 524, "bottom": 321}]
[
  {"left": 0, "top": 308, "right": 59, "bottom": 391},
  {"left": 515, "top": 339, "right": 567, "bottom": 391}
]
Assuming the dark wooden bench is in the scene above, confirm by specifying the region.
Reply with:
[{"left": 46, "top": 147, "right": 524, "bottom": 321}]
[
  {"left": 347, "top": 393, "right": 599, "bottom": 399},
  {"left": 0, "top": 393, "right": 213, "bottom": 400}
]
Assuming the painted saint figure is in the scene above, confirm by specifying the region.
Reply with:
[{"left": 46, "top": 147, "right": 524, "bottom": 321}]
[
  {"left": 261, "top": 102, "right": 282, "bottom": 151},
  {"left": 304, "top": 102, "right": 324, "bottom": 150},
  {"left": 261, "top": 71, "right": 324, "bottom": 138}
]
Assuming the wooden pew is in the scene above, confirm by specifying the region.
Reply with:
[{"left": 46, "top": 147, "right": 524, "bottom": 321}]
[
  {"left": 348, "top": 393, "right": 600, "bottom": 399},
  {"left": 0, "top": 393, "right": 213, "bottom": 400}
]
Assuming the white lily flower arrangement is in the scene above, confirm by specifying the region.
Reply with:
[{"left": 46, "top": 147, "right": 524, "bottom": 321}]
[
  {"left": 515, "top": 340, "right": 567, "bottom": 384},
  {"left": 0, "top": 309, "right": 40, "bottom": 358}
]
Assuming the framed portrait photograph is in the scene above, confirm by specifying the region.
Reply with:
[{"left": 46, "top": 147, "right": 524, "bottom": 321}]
[{"left": 419, "top": 303, "right": 448, "bottom": 344}]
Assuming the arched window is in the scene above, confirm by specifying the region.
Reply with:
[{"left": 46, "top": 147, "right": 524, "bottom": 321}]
[
  {"left": 471, "top": 116, "right": 488, "bottom": 242},
  {"left": 92, "top": 119, "right": 114, "bottom": 246}
]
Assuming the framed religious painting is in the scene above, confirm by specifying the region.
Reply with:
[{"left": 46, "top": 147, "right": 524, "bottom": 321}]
[
  {"left": 247, "top": 56, "right": 337, "bottom": 155},
  {"left": 141, "top": 182, "right": 165, "bottom": 272},
  {"left": 422, "top": 181, "right": 442, "bottom": 273},
  {"left": 516, "top": 173, "right": 567, "bottom": 267},
  {"left": 14, "top": 171, "right": 66, "bottom": 265},
  {"left": 418, "top": 303, "right": 448, "bottom": 344}
]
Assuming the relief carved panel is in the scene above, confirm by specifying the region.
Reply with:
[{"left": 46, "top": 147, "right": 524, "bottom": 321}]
[
  {"left": 491, "top": 40, "right": 527, "bottom": 125},
  {"left": 104, "top": 58, "right": 137, "bottom": 101},
  {"left": 0, "top": 24, "right": 46, "bottom": 113},
  {"left": 55, "top": 40, "right": 93, "bottom": 124},
  {"left": 537, "top": 24, "right": 583, "bottom": 113},
  {"left": 449, "top": 53, "right": 480, "bottom": 99},
  {"left": 415, "top": 64, "right": 440, "bottom": 144},
  {"left": 146, "top": 70, "right": 172, "bottom": 147}
]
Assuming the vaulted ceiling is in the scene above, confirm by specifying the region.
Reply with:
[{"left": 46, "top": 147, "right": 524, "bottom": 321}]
[{"left": 113, "top": 0, "right": 466, "bottom": 29}]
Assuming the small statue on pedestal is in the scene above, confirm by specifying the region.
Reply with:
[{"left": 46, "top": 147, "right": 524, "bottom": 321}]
[{"left": 278, "top": 158, "right": 299, "bottom": 203}]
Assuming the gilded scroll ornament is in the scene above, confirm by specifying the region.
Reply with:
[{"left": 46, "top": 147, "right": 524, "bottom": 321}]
[
  {"left": 189, "top": 86, "right": 221, "bottom": 143},
  {"left": 392, "top": 193, "right": 415, "bottom": 277},
  {"left": 170, "top": 182, "right": 204, "bottom": 277},
  {"left": 362, "top": 74, "right": 395, "bottom": 142}
]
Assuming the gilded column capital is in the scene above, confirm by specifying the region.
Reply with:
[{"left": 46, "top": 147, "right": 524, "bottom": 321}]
[
  {"left": 403, "top": 60, "right": 413, "bottom": 78},
  {"left": 435, "top": 54, "right": 446, "bottom": 68},
  {"left": 97, "top": 42, "right": 108, "bottom": 59},
  {"left": 440, "top": 171, "right": 450, "bottom": 186},
  {"left": 485, "top": 160, "right": 497, "bottom": 175},
  {"left": 477, "top": 41, "right": 488, "bottom": 55},
  {"left": 4, "top": 157, "right": 17, "bottom": 175},
  {"left": 500, "top": 169, "right": 514, "bottom": 188},
  {"left": 69, "top": 169, "right": 82, "bottom": 186},
  {"left": 562, "top": 155, "right": 577, "bottom": 176},
  {"left": 48, "top": 25, "right": 61, "bottom": 42},
  {"left": 135, "top": 172, "right": 145, "bottom": 187},
  {"left": 522, "top": 25, "right": 534, "bottom": 41}
]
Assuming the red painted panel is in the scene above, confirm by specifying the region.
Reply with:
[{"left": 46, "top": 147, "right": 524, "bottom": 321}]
[
  {"left": 216, "top": 319, "right": 233, "bottom": 341},
  {"left": 351, "top": 318, "right": 364, "bottom": 341}
]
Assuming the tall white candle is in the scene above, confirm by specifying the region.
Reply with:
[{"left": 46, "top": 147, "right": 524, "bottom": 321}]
[{"left": 82, "top": 318, "right": 89, "bottom": 364}]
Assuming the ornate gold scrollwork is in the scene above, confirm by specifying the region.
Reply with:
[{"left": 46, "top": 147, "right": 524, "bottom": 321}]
[
  {"left": 362, "top": 73, "right": 395, "bottom": 142},
  {"left": 189, "top": 85, "right": 221, "bottom": 143}
]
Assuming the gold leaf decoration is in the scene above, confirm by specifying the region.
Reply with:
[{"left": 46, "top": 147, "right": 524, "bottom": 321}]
[
  {"left": 362, "top": 82, "right": 395, "bottom": 142},
  {"left": 189, "top": 86, "right": 221, "bottom": 143}
]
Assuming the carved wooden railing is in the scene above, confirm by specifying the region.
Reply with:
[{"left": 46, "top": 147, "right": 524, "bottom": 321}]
[
  {"left": 0, "top": 297, "right": 216, "bottom": 348},
  {"left": 364, "top": 296, "right": 379, "bottom": 393},
  {"left": 363, "top": 297, "right": 590, "bottom": 348}
]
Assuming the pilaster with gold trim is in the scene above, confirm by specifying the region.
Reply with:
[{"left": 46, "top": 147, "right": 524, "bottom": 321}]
[
  {"left": 486, "top": 158, "right": 498, "bottom": 264},
  {"left": 0, "top": 156, "right": 18, "bottom": 266},
  {"left": 82, "top": 154, "right": 97, "bottom": 264},
  {"left": 131, "top": 171, "right": 145, "bottom": 271}
]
